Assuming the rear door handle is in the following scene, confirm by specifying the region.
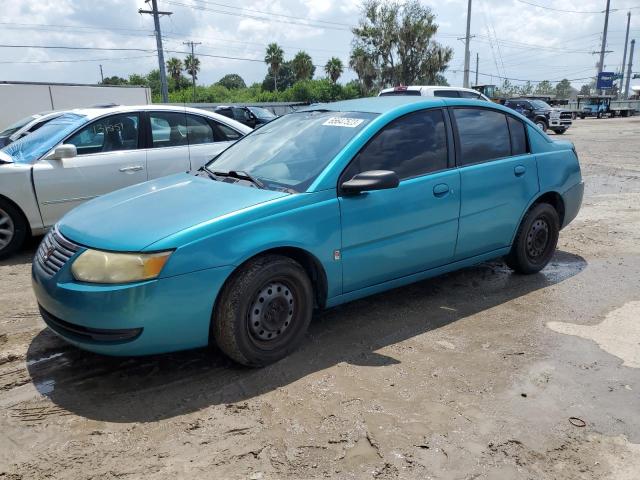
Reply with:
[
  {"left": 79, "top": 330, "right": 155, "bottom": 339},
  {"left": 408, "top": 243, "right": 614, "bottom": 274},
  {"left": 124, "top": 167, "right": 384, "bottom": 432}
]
[
  {"left": 514, "top": 165, "right": 526, "bottom": 177},
  {"left": 119, "top": 165, "right": 144, "bottom": 173},
  {"left": 433, "top": 183, "right": 450, "bottom": 197}
]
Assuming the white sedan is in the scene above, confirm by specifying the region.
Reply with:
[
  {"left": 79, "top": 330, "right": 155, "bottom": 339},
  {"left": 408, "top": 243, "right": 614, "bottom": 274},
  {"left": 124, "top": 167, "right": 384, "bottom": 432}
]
[{"left": 0, "top": 104, "right": 251, "bottom": 258}]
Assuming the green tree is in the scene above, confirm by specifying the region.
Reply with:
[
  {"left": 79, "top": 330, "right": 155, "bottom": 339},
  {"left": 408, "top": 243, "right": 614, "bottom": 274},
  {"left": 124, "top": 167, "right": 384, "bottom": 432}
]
[
  {"left": 496, "top": 79, "right": 517, "bottom": 97},
  {"left": 349, "top": 46, "right": 377, "bottom": 93},
  {"left": 128, "top": 73, "right": 148, "bottom": 86},
  {"left": 291, "top": 51, "right": 315, "bottom": 81},
  {"left": 184, "top": 54, "right": 201, "bottom": 81},
  {"left": 352, "top": 0, "right": 452, "bottom": 87},
  {"left": 579, "top": 84, "right": 591, "bottom": 96},
  {"left": 264, "top": 43, "right": 285, "bottom": 91},
  {"left": 518, "top": 81, "right": 534, "bottom": 96},
  {"left": 166, "top": 57, "right": 183, "bottom": 83},
  {"left": 100, "top": 76, "right": 128, "bottom": 85},
  {"left": 554, "top": 78, "right": 572, "bottom": 99},
  {"left": 325, "top": 57, "right": 344, "bottom": 84},
  {"left": 217, "top": 74, "right": 247, "bottom": 90},
  {"left": 534, "top": 80, "right": 554, "bottom": 95},
  {"left": 262, "top": 61, "right": 295, "bottom": 92}
]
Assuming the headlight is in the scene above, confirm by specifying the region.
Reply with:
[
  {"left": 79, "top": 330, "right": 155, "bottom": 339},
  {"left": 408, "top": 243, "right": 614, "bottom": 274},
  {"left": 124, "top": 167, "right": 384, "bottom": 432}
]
[{"left": 71, "top": 249, "right": 172, "bottom": 284}]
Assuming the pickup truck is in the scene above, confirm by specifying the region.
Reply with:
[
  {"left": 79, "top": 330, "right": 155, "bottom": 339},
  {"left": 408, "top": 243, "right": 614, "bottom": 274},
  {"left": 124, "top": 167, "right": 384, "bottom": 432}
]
[{"left": 504, "top": 98, "right": 572, "bottom": 134}]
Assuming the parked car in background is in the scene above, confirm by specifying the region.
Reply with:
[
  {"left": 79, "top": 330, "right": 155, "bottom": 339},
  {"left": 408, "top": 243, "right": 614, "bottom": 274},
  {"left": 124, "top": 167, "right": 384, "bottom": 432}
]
[
  {"left": 0, "top": 111, "right": 66, "bottom": 148},
  {"left": 379, "top": 85, "right": 491, "bottom": 101},
  {"left": 0, "top": 105, "right": 250, "bottom": 258},
  {"left": 1, "top": 111, "right": 54, "bottom": 148},
  {"left": 504, "top": 98, "right": 572, "bottom": 134},
  {"left": 32, "top": 97, "right": 583, "bottom": 367},
  {"left": 214, "top": 105, "right": 277, "bottom": 128}
]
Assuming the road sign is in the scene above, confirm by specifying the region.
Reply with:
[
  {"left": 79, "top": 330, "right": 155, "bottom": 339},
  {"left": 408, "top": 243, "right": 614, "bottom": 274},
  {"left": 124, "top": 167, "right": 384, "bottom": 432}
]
[{"left": 597, "top": 71, "right": 615, "bottom": 89}]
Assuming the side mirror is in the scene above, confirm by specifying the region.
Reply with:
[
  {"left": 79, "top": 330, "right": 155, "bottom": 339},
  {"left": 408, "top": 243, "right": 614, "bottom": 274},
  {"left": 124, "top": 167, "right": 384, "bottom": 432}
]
[
  {"left": 341, "top": 170, "right": 400, "bottom": 195},
  {"left": 51, "top": 144, "right": 77, "bottom": 161}
]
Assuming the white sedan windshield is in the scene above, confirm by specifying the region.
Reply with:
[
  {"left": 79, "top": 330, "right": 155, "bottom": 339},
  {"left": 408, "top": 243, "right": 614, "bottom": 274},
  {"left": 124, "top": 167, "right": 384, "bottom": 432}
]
[
  {"left": 1, "top": 113, "right": 88, "bottom": 164},
  {"left": 207, "top": 110, "right": 377, "bottom": 192}
]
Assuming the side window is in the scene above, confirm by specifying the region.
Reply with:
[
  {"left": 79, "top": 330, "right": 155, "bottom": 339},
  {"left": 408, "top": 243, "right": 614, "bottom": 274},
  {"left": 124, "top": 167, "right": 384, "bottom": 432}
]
[
  {"left": 212, "top": 122, "right": 242, "bottom": 141},
  {"left": 433, "top": 90, "right": 460, "bottom": 98},
  {"left": 186, "top": 115, "right": 214, "bottom": 145},
  {"left": 67, "top": 113, "right": 139, "bottom": 155},
  {"left": 149, "top": 111, "right": 187, "bottom": 148},
  {"left": 507, "top": 116, "right": 528, "bottom": 155},
  {"left": 460, "top": 91, "right": 481, "bottom": 99},
  {"left": 345, "top": 109, "right": 448, "bottom": 181},
  {"left": 453, "top": 108, "right": 511, "bottom": 165}
]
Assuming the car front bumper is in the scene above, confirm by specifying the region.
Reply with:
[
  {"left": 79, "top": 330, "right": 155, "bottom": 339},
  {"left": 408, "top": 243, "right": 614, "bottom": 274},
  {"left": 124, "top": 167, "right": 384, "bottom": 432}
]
[{"left": 32, "top": 256, "right": 233, "bottom": 356}]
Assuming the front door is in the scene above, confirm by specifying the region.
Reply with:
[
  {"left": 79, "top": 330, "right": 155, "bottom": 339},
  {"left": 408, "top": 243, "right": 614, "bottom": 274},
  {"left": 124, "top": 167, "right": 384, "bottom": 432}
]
[
  {"left": 451, "top": 108, "right": 539, "bottom": 259},
  {"left": 33, "top": 112, "right": 146, "bottom": 227},
  {"left": 339, "top": 108, "right": 460, "bottom": 293}
]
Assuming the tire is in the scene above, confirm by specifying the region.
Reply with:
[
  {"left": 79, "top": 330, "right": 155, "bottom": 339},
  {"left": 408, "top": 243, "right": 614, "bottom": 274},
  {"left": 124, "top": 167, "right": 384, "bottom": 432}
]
[
  {"left": 505, "top": 203, "right": 560, "bottom": 274},
  {"left": 212, "top": 254, "right": 313, "bottom": 367},
  {"left": 0, "top": 198, "right": 27, "bottom": 260},
  {"left": 580, "top": 114, "right": 585, "bottom": 120},
  {"left": 597, "top": 112, "right": 603, "bottom": 119},
  {"left": 535, "top": 119, "right": 548, "bottom": 132},
  {"left": 553, "top": 128, "right": 566, "bottom": 135}
]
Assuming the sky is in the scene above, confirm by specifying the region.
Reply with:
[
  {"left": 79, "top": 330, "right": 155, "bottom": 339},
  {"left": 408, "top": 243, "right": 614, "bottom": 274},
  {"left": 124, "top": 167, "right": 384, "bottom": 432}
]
[{"left": 0, "top": 0, "right": 639, "bottom": 92}]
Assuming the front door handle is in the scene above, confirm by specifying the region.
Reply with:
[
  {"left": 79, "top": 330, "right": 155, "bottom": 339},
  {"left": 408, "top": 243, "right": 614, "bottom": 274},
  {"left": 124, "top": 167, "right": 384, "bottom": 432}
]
[
  {"left": 514, "top": 165, "right": 526, "bottom": 177},
  {"left": 119, "top": 165, "right": 144, "bottom": 173},
  {"left": 433, "top": 183, "right": 450, "bottom": 197}
]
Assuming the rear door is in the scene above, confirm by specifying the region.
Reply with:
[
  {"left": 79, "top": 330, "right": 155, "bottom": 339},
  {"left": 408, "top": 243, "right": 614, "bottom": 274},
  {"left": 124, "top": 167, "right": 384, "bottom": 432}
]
[
  {"left": 339, "top": 108, "right": 460, "bottom": 292},
  {"left": 185, "top": 113, "right": 243, "bottom": 170},
  {"left": 451, "top": 107, "right": 539, "bottom": 260},
  {"left": 32, "top": 112, "right": 146, "bottom": 227},
  {"left": 145, "top": 110, "right": 191, "bottom": 179}
]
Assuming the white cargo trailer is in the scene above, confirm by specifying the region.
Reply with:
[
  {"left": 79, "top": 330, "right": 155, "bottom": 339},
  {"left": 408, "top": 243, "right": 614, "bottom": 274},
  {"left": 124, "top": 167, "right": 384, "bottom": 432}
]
[{"left": 0, "top": 81, "right": 151, "bottom": 129}]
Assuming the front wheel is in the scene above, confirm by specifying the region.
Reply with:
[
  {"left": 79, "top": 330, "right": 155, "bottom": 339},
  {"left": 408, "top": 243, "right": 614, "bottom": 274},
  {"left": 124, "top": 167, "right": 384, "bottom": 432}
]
[
  {"left": 0, "top": 199, "right": 27, "bottom": 260},
  {"left": 553, "top": 128, "right": 566, "bottom": 135},
  {"left": 535, "top": 119, "right": 548, "bottom": 132},
  {"left": 212, "top": 254, "right": 313, "bottom": 367},
  {"left": 505, "top": 203, "right": 560, "bottom": 274}
]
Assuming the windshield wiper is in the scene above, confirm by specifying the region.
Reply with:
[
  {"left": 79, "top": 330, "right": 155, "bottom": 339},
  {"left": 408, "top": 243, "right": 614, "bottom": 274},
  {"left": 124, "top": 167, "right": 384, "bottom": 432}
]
[{"left": 213, "top": 170, "right": 265, "bottom": 189}]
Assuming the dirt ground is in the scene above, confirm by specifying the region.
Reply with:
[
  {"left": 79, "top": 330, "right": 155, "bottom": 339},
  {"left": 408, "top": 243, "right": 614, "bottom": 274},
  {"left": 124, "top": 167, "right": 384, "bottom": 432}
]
[{"left": 1, "top": 117, "right": 639, "bottom": 480}]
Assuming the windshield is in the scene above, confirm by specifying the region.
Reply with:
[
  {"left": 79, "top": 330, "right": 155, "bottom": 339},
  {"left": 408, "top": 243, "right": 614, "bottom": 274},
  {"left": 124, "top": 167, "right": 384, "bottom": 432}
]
[
  {"left": 531, "top": 100, "right": 552, "bottom": 110},
  {"left": 248, "top": 106, "right": 276, "bottom": 120},
  {"left": 206, "top": 110, "right": 377, "bottom": 192},
  {"left": 0, "top": 115, "right": 36, "bottom": 138},
  {"left": 1, "top": 113, "right": 88, "bottom": 164}
]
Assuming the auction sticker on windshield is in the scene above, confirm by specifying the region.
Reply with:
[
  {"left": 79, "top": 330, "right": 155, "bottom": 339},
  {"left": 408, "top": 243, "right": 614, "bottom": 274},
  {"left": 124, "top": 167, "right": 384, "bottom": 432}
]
[{"left": 322, "top": 117, "right": 364, "bottom": 128}]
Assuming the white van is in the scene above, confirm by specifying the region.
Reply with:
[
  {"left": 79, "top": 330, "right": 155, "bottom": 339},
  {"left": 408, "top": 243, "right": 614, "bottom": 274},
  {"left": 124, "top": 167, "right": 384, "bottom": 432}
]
[{"left": 379, "top": 85, "right": 491, "bottom": 101}]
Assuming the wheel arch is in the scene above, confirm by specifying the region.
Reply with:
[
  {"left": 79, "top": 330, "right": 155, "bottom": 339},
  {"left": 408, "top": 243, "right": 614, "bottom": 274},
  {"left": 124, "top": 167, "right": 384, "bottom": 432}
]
[{"left": 511, "top": 190, "right": 565, "bottom": 245}]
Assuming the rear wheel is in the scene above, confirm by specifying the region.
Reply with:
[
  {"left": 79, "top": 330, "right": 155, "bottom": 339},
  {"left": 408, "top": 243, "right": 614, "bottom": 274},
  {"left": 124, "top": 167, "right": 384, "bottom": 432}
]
[
  {"left": 212, "top": 254, "right": 313, "bottom": 367},
  {"left": 505, "top": 203, "right": 559, "bottom": 274},
  {"left": 0, "top": 199, "right": 27, "bottom": 260}
]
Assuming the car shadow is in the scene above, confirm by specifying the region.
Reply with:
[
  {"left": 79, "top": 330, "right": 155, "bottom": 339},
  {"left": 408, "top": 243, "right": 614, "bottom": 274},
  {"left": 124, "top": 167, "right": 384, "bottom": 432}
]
[{"left": 25, "top": 250, "right": 587, "bottom": 423}]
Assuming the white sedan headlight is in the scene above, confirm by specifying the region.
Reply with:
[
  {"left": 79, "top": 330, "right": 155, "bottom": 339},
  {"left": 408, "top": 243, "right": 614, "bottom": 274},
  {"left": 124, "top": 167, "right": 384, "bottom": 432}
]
[{"left": 71, "top": 249, "right": 172, "bottom": 284}]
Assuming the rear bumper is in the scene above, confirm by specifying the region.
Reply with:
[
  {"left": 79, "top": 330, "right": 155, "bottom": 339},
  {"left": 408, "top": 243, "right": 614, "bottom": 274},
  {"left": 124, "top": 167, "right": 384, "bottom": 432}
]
[{"left": 561, "top": 181, "right": 584, "bottom": 229}]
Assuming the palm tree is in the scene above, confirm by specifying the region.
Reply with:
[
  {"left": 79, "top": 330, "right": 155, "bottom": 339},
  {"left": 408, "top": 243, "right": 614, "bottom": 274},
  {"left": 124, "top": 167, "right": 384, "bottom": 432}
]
[
  {"left": 166, "top": 57, "right": 183, "bottom": 91},
  {"left": 264, "top": 43, "right": 284, "bottom": 90},
  {"left": 325, "top": 57, "right": 343, "bottom": 84},
  {"left": 291, "top": 51, "right": 314, "bottom": 81},
  {"left": 349, "top": 47, "right": 375, "bottom": 93},
  {"left": 184, "top": 54, "right": 200, "bottom": 81}
]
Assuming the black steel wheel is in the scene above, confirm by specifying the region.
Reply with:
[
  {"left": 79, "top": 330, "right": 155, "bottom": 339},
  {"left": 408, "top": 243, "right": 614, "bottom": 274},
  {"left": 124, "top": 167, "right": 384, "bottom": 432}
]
[
  {"left": 212, "top": 254, "right": 313, "bottom": 366},
  {"left": 505, "top": 203, "right": 559, "bottom": 274}
]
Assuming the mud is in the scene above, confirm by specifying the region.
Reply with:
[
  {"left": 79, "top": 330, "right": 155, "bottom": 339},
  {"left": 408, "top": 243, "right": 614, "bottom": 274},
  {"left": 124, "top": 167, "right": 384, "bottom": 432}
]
[{"left": 1, "top": 117, "right": 639, "bottom": 479}]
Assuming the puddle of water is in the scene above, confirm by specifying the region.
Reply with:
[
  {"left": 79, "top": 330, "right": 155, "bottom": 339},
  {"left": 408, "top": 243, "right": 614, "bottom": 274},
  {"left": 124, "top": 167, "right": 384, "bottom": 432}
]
[
  {"left": 547, "top": 301, "right": 640, "bottom": 369},
  {"left": 26, "top": 352, "right": 65, "bottom": 367}
]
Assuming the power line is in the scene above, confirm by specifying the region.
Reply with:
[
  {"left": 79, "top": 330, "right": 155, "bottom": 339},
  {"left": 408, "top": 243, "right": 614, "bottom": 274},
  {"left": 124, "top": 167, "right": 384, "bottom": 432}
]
[
  {"left": 513, "top": 0, "right": 640, "bottom": 14},
  {"left": 0, "top": 55, "right": 156, "bottom": 64}
]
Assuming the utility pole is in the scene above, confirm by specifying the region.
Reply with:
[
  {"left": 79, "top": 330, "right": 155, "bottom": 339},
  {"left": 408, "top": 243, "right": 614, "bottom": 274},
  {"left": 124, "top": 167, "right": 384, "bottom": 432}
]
[
  {"left": 620, "top": 12, "right": 631, "bottom": 95},
  {"left": 597, "top": 0, "right": 611, "bottom": 94},
  {"left": 99, "top": 64, "right": 104, "bottom": 83},
  {"left": 624, "top": 39, "right": 635, "bottom": 99},
  {"left": 475, "top": 53, "right": 479, "bottom": 86},
  {"left": 183, "top": 41, "right": 202, "bottom": 103},
  {"left": 139, "top": 0, "right": 172, "bottom": 103},
  {"left": 463, "top": 0, "right": 472, "bottom": 88}
]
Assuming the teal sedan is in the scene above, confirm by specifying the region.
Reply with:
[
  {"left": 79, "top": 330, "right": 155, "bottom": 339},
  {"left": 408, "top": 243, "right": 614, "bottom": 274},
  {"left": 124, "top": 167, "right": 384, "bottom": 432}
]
[{"left": 32, "top": 97, "right": 584, "bottom": 366}]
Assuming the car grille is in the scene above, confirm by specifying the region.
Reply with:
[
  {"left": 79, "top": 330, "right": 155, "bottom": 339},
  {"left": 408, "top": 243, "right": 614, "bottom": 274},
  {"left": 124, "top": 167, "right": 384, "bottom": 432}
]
[
  {"left": 36, "top": 226, "right": 80, "bottom": 277},
  {"left": 560, "top": 112, "right": 573, "bottom": 120}
]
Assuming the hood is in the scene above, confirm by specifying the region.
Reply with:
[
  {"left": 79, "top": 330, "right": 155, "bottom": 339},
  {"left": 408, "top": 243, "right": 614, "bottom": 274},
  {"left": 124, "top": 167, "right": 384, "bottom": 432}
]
[
  {"left": 0, "top": 151, "right": 13, "bottom": 163},
  {"left": 59, "top": 173, "right": 289, "bottom": 251}
]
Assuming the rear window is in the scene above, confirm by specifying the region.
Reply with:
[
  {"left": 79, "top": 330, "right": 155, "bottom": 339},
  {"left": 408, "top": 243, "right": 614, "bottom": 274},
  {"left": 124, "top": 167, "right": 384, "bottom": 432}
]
[
  {"left": 379, "top": 90, "right": 422, "bottom": 96},
  {"left": 507, "top": 117, "right": 528, "bottom": 155},
  {"left": 453, "top": 108, "right": 511, "bottom": 165}
]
